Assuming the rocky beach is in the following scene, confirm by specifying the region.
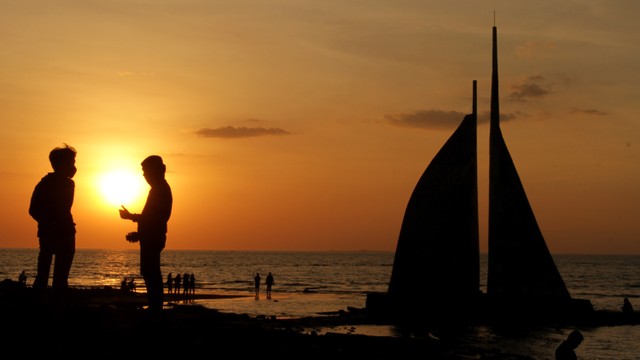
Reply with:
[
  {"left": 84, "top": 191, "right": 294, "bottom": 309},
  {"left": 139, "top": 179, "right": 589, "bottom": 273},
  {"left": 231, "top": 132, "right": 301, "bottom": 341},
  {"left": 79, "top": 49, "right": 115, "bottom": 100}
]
[{"left": 2, "top": 280, "right": 544, "bottom": 359}]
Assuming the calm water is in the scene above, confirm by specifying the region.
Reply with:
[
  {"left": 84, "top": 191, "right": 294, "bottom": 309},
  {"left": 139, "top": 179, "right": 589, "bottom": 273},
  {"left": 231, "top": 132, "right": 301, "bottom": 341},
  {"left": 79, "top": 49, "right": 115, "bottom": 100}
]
[{"left": 1, "top": 249, "right": 639, "bottom": 359}]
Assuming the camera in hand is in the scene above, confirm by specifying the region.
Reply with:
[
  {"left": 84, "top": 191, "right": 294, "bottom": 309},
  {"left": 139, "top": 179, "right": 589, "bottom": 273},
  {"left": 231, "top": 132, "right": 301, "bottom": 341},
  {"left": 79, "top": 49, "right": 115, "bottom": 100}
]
[{"left": 126, "top": 232, "right": 140, "bottom": 243}]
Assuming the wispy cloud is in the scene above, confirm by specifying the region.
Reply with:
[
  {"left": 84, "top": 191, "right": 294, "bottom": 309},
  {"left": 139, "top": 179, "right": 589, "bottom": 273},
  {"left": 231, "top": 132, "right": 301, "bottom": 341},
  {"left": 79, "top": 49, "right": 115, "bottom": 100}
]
[
  {"left": 195, "top": 126, "right": 292, "bottom": 139},
  {"left": 385, "top": 109, "right": 468, "bottom": 129},
  {"left": 508, "top": 75, "right": 552, "bottom": 101},
  {"left": 385, "top": 109, "right": 519, "bottom": 130},
  {"left": 570, "top": 108, "right": 608, "bottom": 116}
]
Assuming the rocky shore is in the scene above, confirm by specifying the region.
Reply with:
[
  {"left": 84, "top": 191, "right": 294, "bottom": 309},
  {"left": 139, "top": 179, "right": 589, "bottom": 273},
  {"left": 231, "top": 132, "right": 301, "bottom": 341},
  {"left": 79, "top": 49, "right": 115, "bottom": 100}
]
[
  {"left": 5, "top": 280, "right": 636, "bottom": 359},
  {"left": 1, "top": 283, "right": 442, "bottom": 358}
]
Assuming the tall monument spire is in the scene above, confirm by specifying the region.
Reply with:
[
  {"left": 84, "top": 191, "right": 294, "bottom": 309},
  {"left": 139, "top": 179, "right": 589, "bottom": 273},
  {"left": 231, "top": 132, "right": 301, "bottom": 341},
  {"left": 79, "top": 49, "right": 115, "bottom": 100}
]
[
  {"left": 490, "top": 25, "right": 500, "bottom": 130},
  {"left": 472, "top": 79, "right": 477, "bottom": 116},
  {"left": 487, "top": 24, "right": 572, "bottom": 307}
]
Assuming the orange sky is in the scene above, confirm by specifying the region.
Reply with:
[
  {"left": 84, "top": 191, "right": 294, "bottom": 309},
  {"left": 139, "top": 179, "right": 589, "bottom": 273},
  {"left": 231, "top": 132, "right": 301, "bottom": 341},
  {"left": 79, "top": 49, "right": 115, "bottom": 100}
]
[{"left": 1, "top": 1, "right": 638, "bottom": 253}]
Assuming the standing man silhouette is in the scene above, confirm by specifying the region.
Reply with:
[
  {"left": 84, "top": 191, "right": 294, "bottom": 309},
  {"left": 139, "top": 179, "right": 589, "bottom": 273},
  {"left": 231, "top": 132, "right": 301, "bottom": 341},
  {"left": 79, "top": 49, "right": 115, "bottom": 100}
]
[
  {"left": 29, "top": 144, "right": 77, "bottom": 305},
  {"left": 254, "top": 272, "right": 261, "bottom": 299},
  {"left": 265, "top": 272, "right": 274, "bottom": 299},
  {"left": 119, "top": 155, "right": 172, "bottom": 314},
  {"left": 189, "top": 273, "right": 195, "bottom": 295},
  {"left": 166, "top": 273, "right": 173, "bottom": 295},
  {"left": 174, "top": 273, "right": 181, "bottom": 294}
]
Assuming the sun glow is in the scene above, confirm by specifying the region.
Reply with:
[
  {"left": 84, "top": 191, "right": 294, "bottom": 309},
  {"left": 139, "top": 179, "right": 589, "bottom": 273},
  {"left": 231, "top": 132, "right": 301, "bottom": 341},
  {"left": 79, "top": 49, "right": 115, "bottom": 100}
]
[{"left": 97, "top": 170, "right": 147, "bottom": 207}]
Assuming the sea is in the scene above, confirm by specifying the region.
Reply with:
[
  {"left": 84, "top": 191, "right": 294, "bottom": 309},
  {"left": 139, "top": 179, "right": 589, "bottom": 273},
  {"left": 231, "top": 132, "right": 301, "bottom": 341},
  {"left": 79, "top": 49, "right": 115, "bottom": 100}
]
[{"left": 1, "top": 248, "right": 638, "bottom": 360}]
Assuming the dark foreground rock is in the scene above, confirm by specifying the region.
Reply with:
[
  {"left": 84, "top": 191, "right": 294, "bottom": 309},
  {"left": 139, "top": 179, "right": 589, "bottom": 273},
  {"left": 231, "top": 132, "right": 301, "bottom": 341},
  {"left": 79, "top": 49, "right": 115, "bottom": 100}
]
[
  {"left": 4, "top": 302, "right": 462, "bottom": 359},
  {"left": 1, "top": 281, "right": 468, "bottom": 359},
  {"left": 1, "top": 280, "right": 600, "bottom": 359}
]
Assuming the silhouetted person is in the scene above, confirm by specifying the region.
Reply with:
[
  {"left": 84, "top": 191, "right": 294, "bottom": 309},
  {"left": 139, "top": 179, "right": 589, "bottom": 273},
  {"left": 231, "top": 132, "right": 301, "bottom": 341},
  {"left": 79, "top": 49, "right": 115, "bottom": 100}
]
[
  {"left": 128, "top": 277, "right": 136, "bottom": 292},
  {"left": 18, "top": 270, "right": 27, "bottom": 286},
  {"left": 174, "top": 273, "right": 181, "bottom": 294},
  {"left": 555, "top": 330, "right": 583, "bottom": 360},
  {"left": 119, "top": 155, "right": 172, "bottom": 314},
  {"left": 183, "top": 272, "right": 189, "bottom": 295},
  {"left": 254, "top": 272, "right": 261, "bottom": 299},
  {"left": 265, "top": 272, "right": 274, "bottom": 299},
  {"left": 121, "top": 277, "right": 128, "bottom": 292},
  {"left": 166, "top": 273, "right": 173, "bottom": 295},
  {"left": 622, "top": 297, "right": 634, "bottom": 313},
  {"left": 29, "top": 144, "right": 77, "bottom": 305},
  {"left": 189, "top": 273, "right": 195, "bottom": 295}
]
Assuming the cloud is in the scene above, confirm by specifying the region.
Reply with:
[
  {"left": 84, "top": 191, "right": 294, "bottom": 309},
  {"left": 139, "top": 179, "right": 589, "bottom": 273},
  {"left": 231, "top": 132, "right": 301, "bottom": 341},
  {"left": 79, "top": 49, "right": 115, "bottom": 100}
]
[
  {"left": 386, "top": 109, "right": 469, "bottom": 130},
  {"left": 385, "top": 109, "right": 519, "bottom": 130},
  {"left": 508, "top": 75, "right": 552, "bottom": 102},
  {"left": 195, "top": 126, "right": 292, "bottom": 139},
  {"left": 570, "top": 108, "right": 608, "bottom": 116}
]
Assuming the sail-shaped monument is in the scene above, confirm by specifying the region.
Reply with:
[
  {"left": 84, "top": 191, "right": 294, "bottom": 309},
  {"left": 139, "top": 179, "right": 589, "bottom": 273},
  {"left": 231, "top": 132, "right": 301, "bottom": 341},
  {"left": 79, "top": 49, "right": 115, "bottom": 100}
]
[
  {"left": 386, "top": 81, "right": 480, "bottom": 319},
  {"left": 487, "top": 25, "right": 572, "bottom": 312},
  {"left": 367, "top": 25, "right": 593, "bottom": 324}
]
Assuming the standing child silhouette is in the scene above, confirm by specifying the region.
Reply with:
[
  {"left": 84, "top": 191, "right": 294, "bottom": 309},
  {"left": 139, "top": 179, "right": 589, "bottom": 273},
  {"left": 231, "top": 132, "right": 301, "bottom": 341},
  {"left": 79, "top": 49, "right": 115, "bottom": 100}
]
[{"left": 29, "top": 144, "right": 77, "bottom": 305}]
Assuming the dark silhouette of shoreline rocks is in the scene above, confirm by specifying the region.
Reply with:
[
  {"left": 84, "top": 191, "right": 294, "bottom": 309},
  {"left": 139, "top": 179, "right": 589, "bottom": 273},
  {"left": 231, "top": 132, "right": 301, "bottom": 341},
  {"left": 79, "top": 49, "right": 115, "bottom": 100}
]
[{"left": 1, "top": 279, "right": 638, "bottom": 359}]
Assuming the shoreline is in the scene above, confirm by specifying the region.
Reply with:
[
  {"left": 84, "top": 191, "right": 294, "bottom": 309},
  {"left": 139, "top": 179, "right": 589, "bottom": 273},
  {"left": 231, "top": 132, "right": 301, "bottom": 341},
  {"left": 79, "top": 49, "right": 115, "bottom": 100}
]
[
  {"left": 2, "top": 280, "right": 638, "bottom": 359},
  {"left": 1, "top": 281, "right": 452, "bottom": 358}
]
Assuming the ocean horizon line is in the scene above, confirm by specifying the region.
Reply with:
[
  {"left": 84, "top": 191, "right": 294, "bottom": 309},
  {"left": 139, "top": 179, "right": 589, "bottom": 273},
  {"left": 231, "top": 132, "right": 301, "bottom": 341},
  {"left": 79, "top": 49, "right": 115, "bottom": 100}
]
[
  {"left": 2, "top": 247, "right": 393, "bottom": 253},
  {"left": 2, "top": 247, "right": 639, "bottom": 256}
]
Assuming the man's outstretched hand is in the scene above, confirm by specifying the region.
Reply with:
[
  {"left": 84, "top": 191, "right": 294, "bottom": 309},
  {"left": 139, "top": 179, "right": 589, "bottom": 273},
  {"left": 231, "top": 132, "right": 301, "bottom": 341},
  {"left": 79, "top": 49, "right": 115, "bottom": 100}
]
[{"left": 119, "top": 205, "right": 132, "bottom": 220}]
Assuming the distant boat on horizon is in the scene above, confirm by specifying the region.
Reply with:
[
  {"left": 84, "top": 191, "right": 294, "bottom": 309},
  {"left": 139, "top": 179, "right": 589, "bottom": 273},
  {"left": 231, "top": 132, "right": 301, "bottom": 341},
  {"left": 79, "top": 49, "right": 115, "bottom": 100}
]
[{"left": 367, "top": 25, "right": 593, "bottom": 324}]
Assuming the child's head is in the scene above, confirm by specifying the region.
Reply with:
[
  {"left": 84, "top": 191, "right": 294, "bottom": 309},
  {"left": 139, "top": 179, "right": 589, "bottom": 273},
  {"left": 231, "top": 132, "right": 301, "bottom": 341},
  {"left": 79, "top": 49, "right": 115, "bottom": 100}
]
[{"left": 49, "top": 144, "right": 77, "bottom": 178}]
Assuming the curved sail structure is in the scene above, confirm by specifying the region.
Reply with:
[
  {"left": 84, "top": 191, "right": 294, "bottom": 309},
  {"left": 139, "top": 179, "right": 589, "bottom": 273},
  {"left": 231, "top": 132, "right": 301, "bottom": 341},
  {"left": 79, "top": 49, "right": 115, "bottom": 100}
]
[
  {"left": 367, "top": 26, "right": 589, "bottom": 324},
  {"left": 388, "top": 81, "right": 479, "bottom": 312},
  {"left": 487, "top": 26, "right": 571, "bottom": 305}
]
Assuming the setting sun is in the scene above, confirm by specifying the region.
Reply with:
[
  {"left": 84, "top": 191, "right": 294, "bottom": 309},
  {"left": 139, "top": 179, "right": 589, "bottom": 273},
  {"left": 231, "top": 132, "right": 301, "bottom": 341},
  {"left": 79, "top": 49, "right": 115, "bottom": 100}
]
[{"left": 98, "top": 170, "right": 146, "bottom": 207}]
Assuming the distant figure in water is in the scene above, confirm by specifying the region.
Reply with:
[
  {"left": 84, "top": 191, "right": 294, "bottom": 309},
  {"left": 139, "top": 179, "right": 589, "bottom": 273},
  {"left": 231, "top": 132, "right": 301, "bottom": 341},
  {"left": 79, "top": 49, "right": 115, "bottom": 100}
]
[
  {"left": 555, "top": 330, "right": 584, "bottom": 360},
  {"left": 183, "top": 272, "right": 189, "bottom": 295},
  {"left": 265, "top": 272, "right": 274, "bottom": 299},
  {"left": 166, "top": 273, "right": 173, "bottom": 295},
  {"left": 254, "top": 273, "right": 261, "bottom": 299},
  {"left": 29, "top": 144, "right": 77, "bottom": 305},
  {"left": 174, "top": 273, "right": 181, "bottom": 294},
  {"left": 622, "top": 297, "right": 634, "bottom": 313},
  {"left": 189, "top": 273, "right": 195, "bottom": 295},
  {"left": 119, "top": 155, "right": 173, "bottom": 314}
]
